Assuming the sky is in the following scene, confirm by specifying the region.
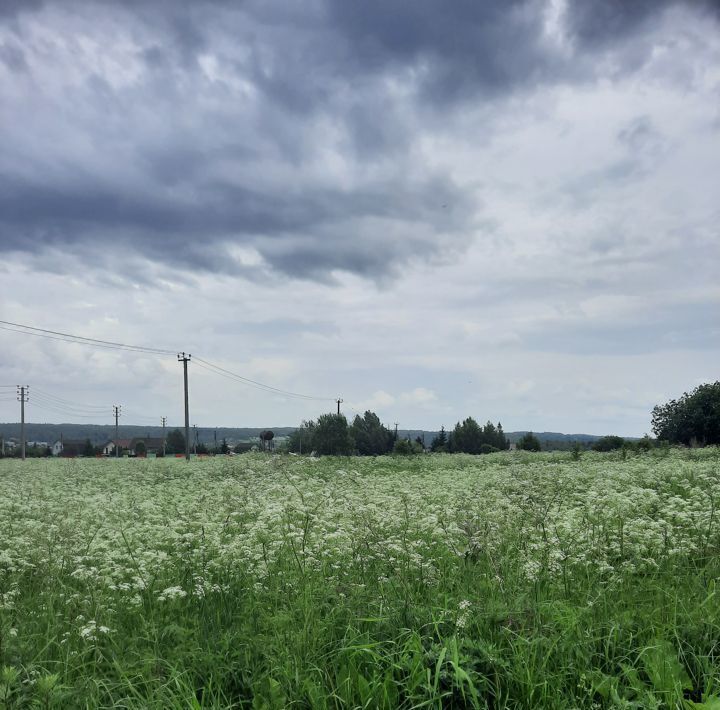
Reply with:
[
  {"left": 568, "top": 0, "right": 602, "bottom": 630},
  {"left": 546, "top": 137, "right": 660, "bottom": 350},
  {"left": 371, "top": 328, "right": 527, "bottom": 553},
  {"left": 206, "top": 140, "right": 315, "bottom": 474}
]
[{"left": 0, "top": 0, "right": 719, "bottom": 436}]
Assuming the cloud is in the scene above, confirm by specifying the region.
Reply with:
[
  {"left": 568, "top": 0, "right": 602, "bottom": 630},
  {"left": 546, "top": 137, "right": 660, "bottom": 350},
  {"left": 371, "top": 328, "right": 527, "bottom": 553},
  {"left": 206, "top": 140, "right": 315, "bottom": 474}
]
[
  {"left": 1, "top": 0, "right": 719, "bottom": 437},
  {"left": 1, "top": 0, "right": 717, "bottom": 284},
  {"left": 399, "top": 387, "right": 438, "bottom": 405}
]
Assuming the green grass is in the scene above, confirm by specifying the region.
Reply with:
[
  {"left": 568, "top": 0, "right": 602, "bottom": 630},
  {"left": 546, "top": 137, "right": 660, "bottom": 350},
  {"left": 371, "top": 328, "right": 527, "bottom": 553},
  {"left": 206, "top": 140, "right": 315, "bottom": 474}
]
[{"left": 1, "top": 448, "right": 719, "bottom": 707}]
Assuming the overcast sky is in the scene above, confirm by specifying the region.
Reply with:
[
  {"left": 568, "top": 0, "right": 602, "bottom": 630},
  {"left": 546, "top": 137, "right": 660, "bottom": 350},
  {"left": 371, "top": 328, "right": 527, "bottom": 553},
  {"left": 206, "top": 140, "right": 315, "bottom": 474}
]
[{"left": 1, "top": 0, "right": 718, "bottom": 436}]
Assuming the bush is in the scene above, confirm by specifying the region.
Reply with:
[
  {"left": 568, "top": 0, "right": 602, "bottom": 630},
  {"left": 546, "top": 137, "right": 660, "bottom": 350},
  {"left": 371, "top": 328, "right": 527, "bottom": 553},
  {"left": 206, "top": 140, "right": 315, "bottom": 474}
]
[
  {"left": 393, "top": 439, "right": 422, "bottom": 455},
  {"left": 479, "top": 444, "right": 499, "bottom": 454},
  {"left": 592, "top": 435, "right": 626, "bottom": 452},
  {"left": 517, "top": 432, "right": 541, "bottom": 452}
]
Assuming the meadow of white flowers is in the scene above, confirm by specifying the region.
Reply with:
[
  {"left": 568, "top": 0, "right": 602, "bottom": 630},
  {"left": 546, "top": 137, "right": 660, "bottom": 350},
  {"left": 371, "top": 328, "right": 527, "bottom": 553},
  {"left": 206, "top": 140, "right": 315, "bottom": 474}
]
[{"left": 1, "top": 449, "right": 718, "bottom": 707}]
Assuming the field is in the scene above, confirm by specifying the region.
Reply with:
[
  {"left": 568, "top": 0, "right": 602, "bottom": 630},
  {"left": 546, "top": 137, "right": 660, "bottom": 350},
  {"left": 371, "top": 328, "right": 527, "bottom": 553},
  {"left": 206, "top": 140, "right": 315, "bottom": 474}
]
[{"left": 1, "top": 450, "right": 719, "bottom": 708}]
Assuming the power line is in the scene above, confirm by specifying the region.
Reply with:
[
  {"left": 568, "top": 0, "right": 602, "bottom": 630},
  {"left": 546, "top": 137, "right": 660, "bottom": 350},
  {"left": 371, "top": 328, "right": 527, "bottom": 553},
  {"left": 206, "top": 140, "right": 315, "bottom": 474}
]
[
  {"left": 193, "top": 357, "right": 335, "bottom": 402},
  {"left": 32, "top": 388, "right": 108, "bottom": 412},
  {"left": 0, "top": 320, "right": 176, "bottom": 355},
  {"left": 28, "top": 401, "right": 108, "bottom": 420},
  {"left": 1, "top": 319, "right": 337, "bottom": 404}
]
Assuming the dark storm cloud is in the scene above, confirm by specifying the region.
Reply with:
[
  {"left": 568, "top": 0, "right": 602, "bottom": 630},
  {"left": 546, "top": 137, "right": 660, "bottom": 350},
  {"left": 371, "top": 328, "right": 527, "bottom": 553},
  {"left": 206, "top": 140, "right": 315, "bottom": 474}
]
[
  {"left": 565, "top": 0, "right": 720, "bottom": 46},
  {"left": 0, "top": 0, "right": 716, "bottom": 281}
]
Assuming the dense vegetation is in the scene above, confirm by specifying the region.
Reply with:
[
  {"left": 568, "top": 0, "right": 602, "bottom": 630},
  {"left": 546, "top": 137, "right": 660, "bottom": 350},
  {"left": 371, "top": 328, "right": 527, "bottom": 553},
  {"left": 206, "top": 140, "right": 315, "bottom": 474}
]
[
  {"left": 287, "top": 412, "right": 510, "bottom": 456},
  {"left": 652, "top": 381, "right": 720, "bottom": 446},
  {"left": 1, "top": 449, "right": 719, "bottom": 707}
]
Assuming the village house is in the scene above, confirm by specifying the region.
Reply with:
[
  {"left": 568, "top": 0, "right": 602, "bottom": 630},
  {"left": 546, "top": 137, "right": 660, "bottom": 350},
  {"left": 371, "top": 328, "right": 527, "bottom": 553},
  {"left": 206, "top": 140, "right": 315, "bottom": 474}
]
[
  {"left": 104, "top": 437, "right": 165, "bottom": 457},
  {"left": 51, "top": 439, "right": 91, "bottom": 457}
]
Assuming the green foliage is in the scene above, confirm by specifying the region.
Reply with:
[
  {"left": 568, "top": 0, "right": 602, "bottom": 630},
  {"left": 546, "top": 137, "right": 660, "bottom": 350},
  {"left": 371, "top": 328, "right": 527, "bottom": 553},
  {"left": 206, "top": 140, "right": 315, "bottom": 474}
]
[
  {"left": 652, "top": 381, "right": 720, "bottom": 446},
  {"left": 592, "top": 434, "right": 626, "bottom": 452},
  {"left": 430, "top": 426, "right": 447, "bottom": 452},
  {"left": 286, "top": 420, "right": 315, "bottom": 453},
  {"left": 350, "top": 411, "right": 393, "bottom": 455},
  {"left": 312, "top": 413, "right": 354, "bottom": 456},
  {"left": 134, "top": 440, "right": 147, "bottom": 457},
  {"left": 637, "top": 434, "right": 654, "bottom": 452},
  {"left": 233, "top": 441, "right": 255, "bottom": 453},
  {"left": 220, "top": 438, "right": 230, "bottom": 454},
  {"left": 2, "top": 450, "right": 720, "bottom": 707},
  {"left": 81, "top": 439, "right": 96, "bottom": 457},
  {"left": 165, "top": 428, "right": 186, "bottom": 454},
  {"left": 448, "top": 417, "right": 483, "bottom": 453},
  {"left": 448, "top": 418, "right": 509, "bottom": 454},
  {"left": 517, "top": 431, "right": 541, "bottom": 451},
  {"left": 392, "top": 438, "right": 423, "bottom": 455}
]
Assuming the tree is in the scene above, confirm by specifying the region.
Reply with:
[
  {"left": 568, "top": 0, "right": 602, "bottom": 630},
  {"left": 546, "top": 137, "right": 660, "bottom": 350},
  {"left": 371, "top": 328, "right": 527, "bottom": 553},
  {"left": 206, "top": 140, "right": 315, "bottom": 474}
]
[
  {"left": 313, "top": 414, "right": 354, "bottom": 456},
  {"left": 448, "top": 417, "right": 484, "bottom": 454},
  {"left": 134, "top": 441, "right": 147, "bottom": 457},
  {"left": 350, "top": 411, "right": 393, "bottom": 455},
  {"left": 82, "top": 439, "right": 95, "bottom": 457},
  {"left": 286, "top": 420, "right": 316, "bottom": 454},
  {"left": 495, "top": 422, "right": 510, "bottom": 450},
  {"left": 165, "top": 429, "right": 186, "bottom": 454},
  {"left": 652, "top": 382, "right": 720, "bottom": 446},
  {"left": 431, "top": 426, "right": 448, "bottom": 452},
  {"left": 592, "top": 435, "right": 625, "bottom": 452},
  {"left": 517, "top": 432, "right": 541, "bottom": 452},
  {"left": 220, "top": 438, "right": 229, "bottom": 454}
]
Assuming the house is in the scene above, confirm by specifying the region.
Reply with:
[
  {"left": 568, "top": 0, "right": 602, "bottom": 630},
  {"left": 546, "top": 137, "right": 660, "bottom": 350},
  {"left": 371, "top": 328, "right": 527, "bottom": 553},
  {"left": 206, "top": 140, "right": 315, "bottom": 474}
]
[
  {"left": 52, "top": 439, "right": 92, "bottom": 457},
  {"left": 129, "top": 437, "right": 165, "bottom": 456},
  {"left": 104, "top": 437, "right": 165, "bottom": 457},
  {"left": 102, "top": 439, "right": 132, "bottom": 456}
]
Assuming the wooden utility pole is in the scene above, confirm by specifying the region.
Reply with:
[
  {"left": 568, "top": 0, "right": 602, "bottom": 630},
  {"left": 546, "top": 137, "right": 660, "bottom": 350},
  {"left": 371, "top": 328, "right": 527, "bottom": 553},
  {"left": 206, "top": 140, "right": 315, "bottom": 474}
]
[
  {"left": 161, "top": 416, "right": 167, "bottom": 456},
  {"left": 17, "top": 385, "right": 28, "bottom": 460},
  {"left": 178, "top": 353, "right": 191, "bottom": 461},
  {"left": 113, "top": 405, "right": 121, "bottom": 458},
  {"left": 336, "top": 398, "right": 343, "bottom": 415}
]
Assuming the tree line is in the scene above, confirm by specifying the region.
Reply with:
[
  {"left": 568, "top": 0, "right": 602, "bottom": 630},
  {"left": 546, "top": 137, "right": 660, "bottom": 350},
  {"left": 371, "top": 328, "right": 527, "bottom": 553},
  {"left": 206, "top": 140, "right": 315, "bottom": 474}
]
[{"left": 285, "top": 411, "right": 517, "bottom": 456}]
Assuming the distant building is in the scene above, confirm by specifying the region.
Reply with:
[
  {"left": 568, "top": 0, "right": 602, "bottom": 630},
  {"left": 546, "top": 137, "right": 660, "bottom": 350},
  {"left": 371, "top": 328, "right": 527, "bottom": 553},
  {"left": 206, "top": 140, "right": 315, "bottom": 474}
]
[
  {"left": 104, "top": 437, "right": 165, "bottom": 456},
  {"left": 52, "top": 439, "right": 91, "bottom": 457},
  {"left": 102, "top": 439, "right": 132, "bottom": 456}
]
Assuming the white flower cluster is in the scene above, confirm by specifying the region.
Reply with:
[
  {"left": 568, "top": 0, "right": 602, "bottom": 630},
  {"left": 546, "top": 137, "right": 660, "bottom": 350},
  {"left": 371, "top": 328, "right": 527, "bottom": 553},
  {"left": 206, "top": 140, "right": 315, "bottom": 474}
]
[{"left": 0, "top": 448, "right": 717, "bottom": 639}]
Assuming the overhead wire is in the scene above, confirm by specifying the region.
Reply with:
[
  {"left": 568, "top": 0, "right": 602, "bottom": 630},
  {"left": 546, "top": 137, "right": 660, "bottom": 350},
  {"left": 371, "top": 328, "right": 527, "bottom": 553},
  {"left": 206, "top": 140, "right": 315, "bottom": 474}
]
[
  {"left": 193, "top": 356, "right": 335, "bottom": 402},
  {"left": 0, "top": 319, "right": 337, "bottom": 405},
  {"left": 32, "top": 388, "right": 108, "bottom": 412},
  {"left": 0, "top": 320, "right": 176, "bottom": 355},
  {"left": 28, "top": 401, "right": 108, "bottom": 420}
]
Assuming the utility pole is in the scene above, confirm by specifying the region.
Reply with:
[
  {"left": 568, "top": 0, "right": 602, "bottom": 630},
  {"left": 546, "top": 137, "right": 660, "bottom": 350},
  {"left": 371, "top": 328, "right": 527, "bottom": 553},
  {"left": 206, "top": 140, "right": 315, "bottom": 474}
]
[
  {"left": 336, "top": 398, "right": 343, "bottom": 415},
  {"left": 113, "top": 405, "right": 121, "bottom": 458},
  {"left": 214, "top": 428, "right": 217, "bottom": 454},
  {"left": 17, "top": 385, "right": 28, "bottom": 460},
  {"left": 178, "top": 352, "right": 191, "bottom": 461},
  {"left": 161, "top": 416, "right": 167, "bottom": 457},
  {"left": 193, "top": 424, "right": 198, "bottom": 454},
  {"left": 394, "top": 422, "right": 399, "bottom": 441}
]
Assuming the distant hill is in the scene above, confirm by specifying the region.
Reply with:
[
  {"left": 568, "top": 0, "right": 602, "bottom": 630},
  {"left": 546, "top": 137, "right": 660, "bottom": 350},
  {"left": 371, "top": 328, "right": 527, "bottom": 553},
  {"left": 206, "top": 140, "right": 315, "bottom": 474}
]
[{"left": 0, "top": 423, "right": 634, "bottom": 449}]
